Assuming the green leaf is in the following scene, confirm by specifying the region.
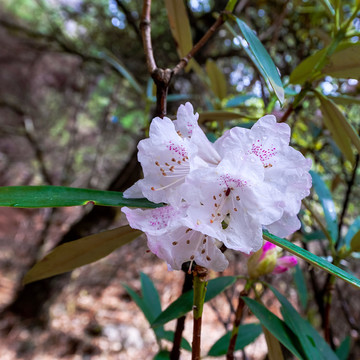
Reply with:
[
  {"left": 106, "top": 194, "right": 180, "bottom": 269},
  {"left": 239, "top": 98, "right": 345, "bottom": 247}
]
[
  {"left": 344, "top": 216, "right": 360, "bottom": 249},
  {"left": 316, "top": 92, "right": 360, "bottom": 164},
  {"left": 207, "top": 323, "right": 262, "bottom": 356},
  {"left": 122, "top": 283, "right": 152, "bottom": 322},
  {"left": 100, "top": 51, "right": 143, "bottom": 94},
  {"left": 225, "top": 94, "right": 257, "bottom": 108},
  {"left": 158, "top": 330, "right": 191, "bottom": 351},
  {"left": 293, "top": 264, "right": 308, "bottom": 310},
  {"left": 289, "top": 43, "right": 355, "bottom": 85},
  {"left": 152, "top": 276, "right": 236, "bottom": 328},
  {"left": 323, "top": 45, "right": 360, "bottom": 78},
  {"left": 335, "top": 336, "right": 351, "bottom": 360},
  {"left": 263, "top": 231, "right": 360, "bottom": 289},
  {"left": 0, "top": 186, "right": 159, "bottom": 208},
  {"left": 350, "top": 230, "right": 360, "bottom": 252},
  {"left": 23, "top": 226, "right": 142, "bottom": 284},
  {"left": 140, "top": 273, "right": 162, "bottom": 322},
  {"left": 206, "top": 59, "right": 227, "bottom": 100},
  {"left": 243, "top": 297, "right": 306, "bottom": 359},
  {"left": 310, "top": 171, "right": 338, "bottom": 242},
  {"left": 198, "top": 111, "right": 248, "bottom": 123},
  {"left": 153, "top": 350, "right": 170, "bottom": 360},
  {"left": 233, "top": 18, "right": 284, "bottom": 104},
  {"left": 269, "top": 285, "right": 339, "bottom": 360},
  {"left": 327, "top": 95, "right": 360, "bottom": 106},
  {"left": 164, "top": 0, "right": 193, "bottom": 59}
]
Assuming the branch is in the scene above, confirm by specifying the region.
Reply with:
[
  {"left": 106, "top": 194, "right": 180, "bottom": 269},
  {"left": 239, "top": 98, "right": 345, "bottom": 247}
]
[
  {"left": 114, "top": 0, "right": 142, "bottom": 42},
  {"left": 172, "top": 12, "right": 227, "bottom": 76},
  {"left": 140, "top": 0, "right": 157, "bottom": 74}
]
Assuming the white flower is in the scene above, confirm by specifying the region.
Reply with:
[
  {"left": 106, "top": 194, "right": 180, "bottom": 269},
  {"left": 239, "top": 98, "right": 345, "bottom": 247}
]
[
  {"left": 122, "top": 205, "right": 228, "bottom": 271},
  {"left": 124, "top": 103, "right": 220, "bottom": 205},
  {"left": 122, "top": 104, "right": 312, "bottom": 271}
]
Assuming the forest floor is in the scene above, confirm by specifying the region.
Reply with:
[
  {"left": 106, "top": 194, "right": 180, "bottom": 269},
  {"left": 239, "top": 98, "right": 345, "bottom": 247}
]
[{"left": 0, "top": 205, "right": 278, "bottom": 360}]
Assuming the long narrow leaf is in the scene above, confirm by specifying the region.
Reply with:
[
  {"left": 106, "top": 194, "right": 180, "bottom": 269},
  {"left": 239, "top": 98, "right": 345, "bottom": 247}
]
[
  {"left": 234, "top": 18, "right": 284, "bottom": 104},
  {"left": 243, "top": 297, "right": 306, "bottom": 359},
  {"left": 269, "top": 285, "right": 339, "bottom": 360},
  {"left": 263, "top": 231, "right": 360, "bottom": 288},
  {"left": 310, "top": 170, "right": 338, "bottom": 242},
  {"left": 207, "top": 323, "right": 262, "bottom": 356},
  {"left": 23, "top": 226, "right": 142, "bottom": 284},
  {"left": 0, "top": 186, "right": 159, "bottom": 208}
]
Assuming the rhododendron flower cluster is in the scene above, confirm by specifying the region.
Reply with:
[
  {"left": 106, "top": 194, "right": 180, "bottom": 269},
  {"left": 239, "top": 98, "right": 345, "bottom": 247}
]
[{"left": 122, "top": 103, "right": 311, "bottom": 272}]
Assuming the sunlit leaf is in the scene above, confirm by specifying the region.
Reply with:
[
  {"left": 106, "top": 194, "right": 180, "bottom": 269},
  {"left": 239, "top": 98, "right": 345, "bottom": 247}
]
[
  {"left": 152, "top": 276, "right": 236, "bottom": 328},
  {"left": 310, "top": 170, "right": 338, "bottom": 242},
  {"left": 263, "top": 231, "right": 360, "bottom": 288},
  {"left": 243, "top": 297, "right": 306, "bottom": 359},
  {"left": 225, "top": 94, "right": 257, "bottom": 108},
  {"left": 205, "top": 59, "right": 227, "bottom": 100},
  {"left": 207, "top": 323, "right": 262, "bottom": 356},
  {"left": 164, "top": 0, "right": 193, "bottom": 63},
  {"left": 316, "top": 92, "right": 359, "bottom": 165},
  {"left": 269, "top": 285, "right": 339, "bottom": 360},
  {"left": 23, "top": 226, "right": 142, "bottom": 284},
  {"left": 0, "top": 186, "right": 159, "bottom": 208},
  {"left": 233, "top": 18, "right": 284, "bottom": 104}
]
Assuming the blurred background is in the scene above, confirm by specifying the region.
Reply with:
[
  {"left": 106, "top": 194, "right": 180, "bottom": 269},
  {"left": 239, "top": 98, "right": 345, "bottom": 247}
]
[{"left": 0, "top": 0, "right": 359, "bottom": 359}]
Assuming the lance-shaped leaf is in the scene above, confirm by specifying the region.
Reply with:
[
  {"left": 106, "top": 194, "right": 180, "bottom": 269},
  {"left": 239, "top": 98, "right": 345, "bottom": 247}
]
[
  {"left": 316, "top": 91, "right": 358, "bottom": 165},
  {"left": 343, "top": 216, "right": 360, "bottom": 251},
  {"left": 323, "top": 45, "right": 360, "bottom": 78},
  {"left": 263, "top": 231, "right": 360, "bottom": 289},
  {"left": 0, "top": 186, "right": 159, "bottom": 208},
  {"left": 263, "top": 327, "right": 285, "bottom": 360},
  {"left": 327, "top": 95, "right": 360, "bottom": 106},
  {"left": 293, "top": 264, "right": 308, "bottom": 310},
  {"left": 23, "top": 226, "right": 142, "bottom": 284},
  {"left": 100, "top": 51, "right": 143, "bottom": 94},
  {"left": 243, "top": 297, "right": 306, "bottom": 359},
  {"left": 164, "top": 0, "right": 193, "bottom": 59},
  {"left": 289, "top": 43, "right": 355, "bottom": 85},
  {"left": 207, "top": 323, "right": 262, "bottom": 357},
  {"left": 206, "top": 59, "right": 227, "bottom": 100},
  {"left": 310, "top": 170, "right": 338, "bottom": 242},
  {"left": 269, "top": 285, "right": 339, "bottom": 360},
  {"left": 336, "top": 336, "right": 351, "bottom": 360},
  {"left": 233, "top": 18, "right": 284, "bottom": 104},
  {"left": 350, "top": 231, "right": 360, "bottom": 253}
]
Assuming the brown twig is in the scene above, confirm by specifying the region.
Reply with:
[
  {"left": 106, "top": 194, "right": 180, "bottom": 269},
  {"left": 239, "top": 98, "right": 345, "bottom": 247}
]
[
  {"left": 170, "top": 270, "right": 193, "bottom": 360},
  {"left": 226, "top": 283, "right": 251, "bottom": 360},
  {"left": 172, "top": 12, "right": 227, "bottom": 76}
]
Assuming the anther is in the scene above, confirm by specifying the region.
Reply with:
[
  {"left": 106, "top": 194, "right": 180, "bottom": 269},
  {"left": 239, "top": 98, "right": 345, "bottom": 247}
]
[
  {"left": 172, "top": 158, "right": 176, "bottom": 162},
  {"left": 165, "top": 162, "right": 170, "bottom": 166},
  {"left": 186, "top": 228, "right": 192, "bottom": 233},
  {"left": 203, "top": 239, "right": 206, "bottom": 244},
  {"left": 190, "top": 255, "right": 195, "bottom": 260},
  {"left": 213, "top": 195, "right": 216, "bottom": 200},
  {"left": 234, "top": 208, "right": 238, "bottom": 212},
  {"left": 155, "top": 161, "right": 160, "bottom": 166},
  {"left": 236, "top": 196, "right": 240, "bottom": 201},
  {"left": 172, "top": 241, "right": 178, "bottom": 245},
  {"left": 206, "top": 256, "right": 211, "bottom": 261},
  {"left": 186, "top": 240, "right": 190, "bottom": 244},
  {"left": 151, "top": 187, "right": 155, "bottom": 191},
  {"left": 201, "top": 249, "right": 205, "bottom": 254}
]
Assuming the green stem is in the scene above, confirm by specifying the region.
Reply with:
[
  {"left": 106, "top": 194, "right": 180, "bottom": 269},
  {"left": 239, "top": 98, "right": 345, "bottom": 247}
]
[{"left": 192, "top": 266, "right": 208, "bottom": 360}]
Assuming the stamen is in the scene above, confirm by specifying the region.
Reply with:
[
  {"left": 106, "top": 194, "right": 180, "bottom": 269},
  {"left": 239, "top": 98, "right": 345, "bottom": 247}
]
[
  {"left": 203, "top": 239, "right": 206, "bottom": 244},
  {"left": 155, "top": 161, "right": 160, "bottom": 166},
  {"left": 236, "top": 195, "right": 240, "bottom": 201},
  {"left": 186, "top": 240, "right": 190, "bottom": 244},
  {"left": 201, "top": 249, "right": 205, "bottom": 254},
  {"left": 190, "top": 255, "right": 195, "bottom": 260},
  {"left": 234, "top": 208, "right": 238, "bottom": 211},
  {"left": 172, "top": 241, "right": 178, "bottom": 245},
  {"left": 206, "top": 256, "right": 211, "bottom": 261},
  {"left": 186, "top": 228, "right": 192, "bottom": 233}
]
